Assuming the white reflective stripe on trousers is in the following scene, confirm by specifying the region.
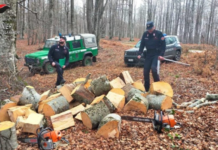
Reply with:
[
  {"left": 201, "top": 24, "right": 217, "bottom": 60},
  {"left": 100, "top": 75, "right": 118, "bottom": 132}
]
[{"left": 157, "top": 60, "right": 160, "bottom": 75}]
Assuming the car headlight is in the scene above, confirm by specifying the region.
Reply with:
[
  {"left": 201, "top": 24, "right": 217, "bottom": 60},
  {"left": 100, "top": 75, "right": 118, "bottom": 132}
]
[{"left": 124, "top": 52, "right": 127, "bottom": 56}]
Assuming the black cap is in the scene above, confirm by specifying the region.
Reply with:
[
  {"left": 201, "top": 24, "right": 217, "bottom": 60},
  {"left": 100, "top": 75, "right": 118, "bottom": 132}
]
[
  {"left": 146, "top": 21, "right": 154, "bottom": 30},
  {"left": 60, "top": 36, "right": 66, "bottom": 41}
]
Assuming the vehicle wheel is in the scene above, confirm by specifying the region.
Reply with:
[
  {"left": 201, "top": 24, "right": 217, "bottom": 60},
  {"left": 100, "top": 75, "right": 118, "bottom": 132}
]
[
  {"left": 174, "top": 50, "right": 181, "bottom": 61},
  {"left": 92, "top": 56, "right": 97, "bottom": 62},
  {"left": 43, "top": 62, "right": 56, "bottom": 74},
  {"left": 29, "top": 67, "right": 36, "bottom": 75},
  {"left": 82, "top": 56, "right": 92, "bottom": 66}
]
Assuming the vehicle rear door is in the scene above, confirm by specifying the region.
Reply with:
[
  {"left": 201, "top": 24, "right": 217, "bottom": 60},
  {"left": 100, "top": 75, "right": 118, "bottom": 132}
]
[{"left": 164, "top": 37, "right": 175, "bottom": 58}]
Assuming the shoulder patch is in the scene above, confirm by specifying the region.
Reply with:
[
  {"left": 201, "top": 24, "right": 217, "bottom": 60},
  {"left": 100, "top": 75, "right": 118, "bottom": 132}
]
[{"left": 161, "top": 37, "right": 165, "bottom": 40}]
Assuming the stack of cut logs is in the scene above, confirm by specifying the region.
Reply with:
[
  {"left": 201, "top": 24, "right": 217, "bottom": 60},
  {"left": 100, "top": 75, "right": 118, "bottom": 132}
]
[{"left": 0, "top": 71, "right": 175, "bottom": 149}]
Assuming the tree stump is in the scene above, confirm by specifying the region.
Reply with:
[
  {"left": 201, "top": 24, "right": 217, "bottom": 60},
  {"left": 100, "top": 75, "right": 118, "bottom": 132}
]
[
  {"left": 88, "top": 75, "right": 111, "bottom": 96},
  {"left": 97, "top": 114, "right": 121, "bottom": 138},
  {"left": 0, "top": 99, "right": 17, "bottom": 122},
  {"left": 0, "top": 121, "right": 18, "bottom": 150},
  {"left": 42, "top": 96, "right": 70, "bottom": 116},
  {"left": 19, "top": 86, "right": 40, "bottom": 110},
  {"left": 81, "top": 101, "right": 111, "bottom": 129},
  {"left": 146, "top": 94, "right": 172, "bottom": 110},
  {"left": 149, "top": 81, "right": 173, "bottom": 97},
  {"left": 124, "top": 93, "right": 149, "bottom": 114}
]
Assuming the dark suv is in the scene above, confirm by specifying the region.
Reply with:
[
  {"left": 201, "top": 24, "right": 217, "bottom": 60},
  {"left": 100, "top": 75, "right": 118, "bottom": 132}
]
[{"left": 124, "top": 35, "right": 182, "bottom": 66}]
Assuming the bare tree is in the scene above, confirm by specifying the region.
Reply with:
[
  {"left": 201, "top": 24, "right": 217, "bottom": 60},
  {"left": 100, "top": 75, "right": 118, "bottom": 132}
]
[
  {"left": 129, "top": 0, "right": 134, "bottom": 41},
  {"left": 49, "top": 0, "right": 54, "bottom": 37},
  {"left": 71, "top": 0, "right": 74, "bottom": 34}
]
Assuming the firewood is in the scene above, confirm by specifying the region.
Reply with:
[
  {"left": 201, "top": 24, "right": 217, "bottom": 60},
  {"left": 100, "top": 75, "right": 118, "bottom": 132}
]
[
  {"left": 69, "top": 101, "right": 85, "bottom": 109},
  {"left": 110, "top": 88, "right": 125, "bottom": 96},
  {"left": 149, "top": 81, "right": 173, "bottom": 97},
  {"left": 38, "top": 93, "right": 61, "bottom": 113},
  {"left": 0, "top": 121, "right": 18, "bottom": 150},
  {"left": 120, "top": 71, "right": 134, "bottom": 84},
  {"left": 70, "top": 104, "right": 85, "bottom": 116},
  {"left": 132, "top": 80, "right": 145, "bottom": 92},
  {"left": 110, "top": 77, "right": 125, "bottom": 89},
  {"left": 90, "top": 95, "right": 105, "bottom": 105},
  {"left": 124, "top": 93, "right": 149, "bottom": 114},
  {"left": 71, "top": 85, "right": 95, "bottom": 104},
  {"left": 187, "top": 98, "right": 205, "bottom": 108},
  {"left": 40, "top": 90, "right": 51, "bottom": 101},
  {"left": 97, "top": 114, "right": 121, "bottom": 138},
  {"left": 88, "top": 75, "right": 111, "bottom": 96},
  {"left": 0, "top": 99, "right": 17, "bottom": 122},
  {"left": 10, "top": 95, "right": 21, "bottom": 103},
  {"left": 22, "top": 113, "right": 44, "bottom": 134},
  {"left": 7, "top": 104, "right": 36, "bottom": 122},
  {"left": 81, "top": 101, "right": 111, "bottom": 129},
  {"left": 193, "top": 101, "right": 218, "bottom": 110},
  {"left": 106, "top": 91, "right": 125, "bottom": 112},
  {"left": 126, "top": 88, "right": 143, "bottom": 103},
  {"left": 42, "top": 96, "right": 70, "bottom": 116},
  {"left": 73, "top": 77, "right": 92, "bottom": 88},
  {"left": 206, "top": 93, "right": 218, "bottom": 100},
  {"left": 51, "top": 110, "right": 75, "bottom": 131},
  {"left": 146, "top": 94, "right": 172, "bottom": 111},
  {"left": 75, "top": 105, "right": 93, "bottom": 121},
  {"left": 58, "top": 85, "right": 73, "bottom": 102},
  {"left": 102, "top": 96, "right": 116, "bottom": 113},
  {"left": 18, "top": 86, "right": 40, "bottom": 110},
  {"left": 122, "top": 83, "right": 134, "bottom": 99}
]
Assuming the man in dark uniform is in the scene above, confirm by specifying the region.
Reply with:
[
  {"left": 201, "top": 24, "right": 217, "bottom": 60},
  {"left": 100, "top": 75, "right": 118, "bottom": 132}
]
[
  {"left": 48, "top": 36, "right": 69, "bottom": 86},
  {"left": 138, "top": 21, "right": 166, "bottom": 92}
]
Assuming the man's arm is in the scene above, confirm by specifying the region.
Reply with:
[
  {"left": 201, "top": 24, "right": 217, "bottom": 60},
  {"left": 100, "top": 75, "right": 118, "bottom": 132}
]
[
  {"left": 48, "top": 45, "right": 55, "bottom": 62},
  {"left": 64, "top": 47, "right": 70, "bottom": 67},
  {"left": 158, "top": 32, "right": 166, "bottom": 57},
  {"left": 138, "top": 32, "right": 146, "bottom": 56}
]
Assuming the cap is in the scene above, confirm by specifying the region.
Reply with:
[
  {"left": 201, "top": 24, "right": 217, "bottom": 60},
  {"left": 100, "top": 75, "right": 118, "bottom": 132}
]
[
  {"left": 60, "top": 36, "right": 66, "bottom": 41},
  {"left": 0, "top": 4, "right": 10, "bottom": 13},
  {"left": 146, "top": 21, "right": 154, "bottom": 30}
]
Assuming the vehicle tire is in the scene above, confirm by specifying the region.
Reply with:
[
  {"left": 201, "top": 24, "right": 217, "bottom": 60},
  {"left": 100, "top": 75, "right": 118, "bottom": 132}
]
[
  {"left": 92, "top": 56, "right": 97, "bottom": 62},
  {"left": 43, "top": 62, "right": 56, "bottom": 74},
  {"left": 82, "top": 56, "right": 92, "bottom": 66},
  {"left": 174, "top": 50, "right": 181, "bottom": 61}
]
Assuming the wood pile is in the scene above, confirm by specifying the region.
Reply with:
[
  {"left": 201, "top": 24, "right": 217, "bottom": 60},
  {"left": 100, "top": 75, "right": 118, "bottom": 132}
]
[{"left": 6, "top": 70, "right": 217, "bottom": 143}]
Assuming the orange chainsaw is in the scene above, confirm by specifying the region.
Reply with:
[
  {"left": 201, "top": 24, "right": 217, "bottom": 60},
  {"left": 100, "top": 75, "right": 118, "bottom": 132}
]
[
  {"left": 18, "top": 127, "right": 69, "bottom": 150},
  {"left": 122, "top": 111, "right": 181, "bottom": 133}
]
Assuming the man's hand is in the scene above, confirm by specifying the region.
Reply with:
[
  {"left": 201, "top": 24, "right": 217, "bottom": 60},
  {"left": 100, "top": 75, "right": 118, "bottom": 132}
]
[
  {"left": 63, "top": 65, "right": 66, "bottom": 69},
  {"left": 137, "top": 55, "right": 141, "bottom": 59},
  {"left": 158, "top": 56, "right": 165, "bottom": 61},
  {"left": 52, "top": 62, "right": 55, "bottom": 66}
]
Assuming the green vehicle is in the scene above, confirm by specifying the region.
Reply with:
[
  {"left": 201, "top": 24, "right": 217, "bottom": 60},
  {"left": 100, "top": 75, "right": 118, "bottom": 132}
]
[{"left": 24, "top": 34, "right": 98, "bottom": 74}]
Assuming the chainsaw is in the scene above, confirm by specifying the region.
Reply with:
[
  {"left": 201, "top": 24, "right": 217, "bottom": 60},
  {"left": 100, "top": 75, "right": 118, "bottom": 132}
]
[
  {"left": 121, "top": 111, "right": 181, "bottom": 133},
  {"left": 18, "top": 127, "right": 69, "bottom": 150}
]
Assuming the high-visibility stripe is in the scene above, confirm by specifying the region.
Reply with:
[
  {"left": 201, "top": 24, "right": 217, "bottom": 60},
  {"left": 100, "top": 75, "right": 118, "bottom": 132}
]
[{"left": 157, "top": 60, "right": 160, "bottom": 75}]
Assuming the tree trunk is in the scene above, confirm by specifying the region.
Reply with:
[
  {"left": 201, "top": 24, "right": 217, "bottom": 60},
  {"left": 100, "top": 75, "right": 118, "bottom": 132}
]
[
  {"left": 42, "top": 96, "right": 70, "bottom": 116},
  {"left": 0, "top": 99, "right": 17, "bottom": 122},
  {"left": 71, "top": 0, "right": 74, "bottom": 34},
  {"left": 0, "top": 121, "right": 18, "bottom": 150},
  {"left": 49, "top": 0, "right": 54, "bottom": 37},
  {"left": 97, "top": 114, "right": 121, "bottom": 138},
  {"left": 124, "top": 93, "right": 149, "bottom": 114},
  {"left": 129, "top": 0, "right": 134, "bottom": 41}
]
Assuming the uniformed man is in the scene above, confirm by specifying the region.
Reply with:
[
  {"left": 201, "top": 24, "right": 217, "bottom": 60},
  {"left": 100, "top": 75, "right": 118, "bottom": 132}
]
[
  {"left": 138, "top": 21, "right": 166, "bottom": 92},
  {"left": 48, "top": 36, "right": 69, "bottom": 86}
]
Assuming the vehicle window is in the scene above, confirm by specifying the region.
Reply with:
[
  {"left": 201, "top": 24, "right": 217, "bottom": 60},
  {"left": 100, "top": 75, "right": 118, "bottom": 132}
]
[
  {"left": 135, "top": 41, "right": 141, "bottom": 48},
  {"left": 166, "top": 37, "right": 175, "bottom": 45},
  {"left": 44, "top": 40, "right": 58, "bottom": 48},
  {"left": 165, "top": 37, "right": 170, "bottom": 45},
  {"left": 85, "top": 37, "right": 96, "bottom": 45},
  {"left": 72, "top": 41, "right": 81, "bottom": 49},
  {"left": 66, "top": 42, "right": 70, "bottom": 49}
]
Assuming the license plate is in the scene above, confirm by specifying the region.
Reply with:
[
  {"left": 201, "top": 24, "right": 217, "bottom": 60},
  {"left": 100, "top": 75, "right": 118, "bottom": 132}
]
[{"left": 128, "top": 59, "right": 134, "bottom": 62}]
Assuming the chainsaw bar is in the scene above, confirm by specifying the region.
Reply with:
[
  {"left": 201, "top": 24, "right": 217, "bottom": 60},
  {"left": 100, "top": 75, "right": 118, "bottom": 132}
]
[
  {"left": 18, "top": 138, "right": 38, "bottom": 144},
  {"left": 121, "top": 116, "right": 153, "bottom": 123}
]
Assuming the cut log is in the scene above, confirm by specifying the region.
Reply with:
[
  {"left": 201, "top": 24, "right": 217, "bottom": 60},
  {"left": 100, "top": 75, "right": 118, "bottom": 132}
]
[
  {"left": 40, "top": 90, "right": 51, "bottom": 101},
  {"left": 81, "top": 101, "right": 111, "bottom": 129},
  {"left": 106, "top": 91, "right": 125, "bottom": 112},
  {"left": 69, "top": 101, "right": 84, "bottom": 109},
  {"left": 88, "top": 75, "right": 111, "bottom": 96},
  {"left": 58, "top": 85, "right": 73, "bottom": 102},
  {"left": 90, "top": 95, "right": 105, "bottom": 105},
  {"left": 110, "top": 77, "right": 125, "bottom": 89},
  {"left": 120, "top": 71, "right": 134, "bottom": 84},
  {"left": 0, "top": 99, "right": 17, "bottom": 122},
  {"left": 38, "top": 93, "right": 62, "bottom": 113},
  {"left": 127, "top": 88, "right": 143, "bottom": 103},
  {"left": 0, "top": 121, "right": 18, "bottom": 150},
  {"left": 22, "top": 113, "right": 44, "bottom": 134},
  {"left": 122, "top": 83, "right": 134, "bottom": 99},
  {"left": 19, "top": 86, "right": 40, "bottom": 110},
  {"left": 132, "top": 80, "right": 145, "bottom": 92},
  {"left": 206, "top": 93, "right": 218, "bottom": 100},
  {"left": 7, "top": 104, "right": 36, "bottom": 122},
  {"left": 109, "top": 88, "right": 125, "bottom": 96},
  {"left": 74, "top": 105, "right": 92, "bottom": 121},
  {"left": 187, "top": 98, "right": 205, "bottom": 109},
  {"left": 70, "top": 104, "right": 85, "bottom": 116},
  {"left": 146, "top": 94, "right": 172, "bottom": 111},
  {"left": 71, "top": 85, "right": 95, "bottom": 104},
  {"left": 149, "top": 81, "right": 173, "bottom": 97},
  {"left": 10, "top": 95, "right": 21, "bottom": 104},
  {"left": 124, "top": 93, "right": 149, "bottom": 114},
  {"left": 51, "top": 110, "right": 75, "bottom": 131},
  {"left": 42, "top": 96, "right": 70, "bottom": 116},
  {"left": 97, "top": 114, "right": 121, "bottom": 138},
  {"left": 73, "top": 78, "right": 92, "bottom": 88},
  {"left": 102, "top": 96, "right": 116, "bottom": 113},
  {"left": 193, "top": 101, "right": 218, "bottom": 110}
]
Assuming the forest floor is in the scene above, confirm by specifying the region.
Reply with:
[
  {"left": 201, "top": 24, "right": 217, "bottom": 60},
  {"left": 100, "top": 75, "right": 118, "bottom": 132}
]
[{"left": 2, "top": 37, "right": 218, "bottom": 149}]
